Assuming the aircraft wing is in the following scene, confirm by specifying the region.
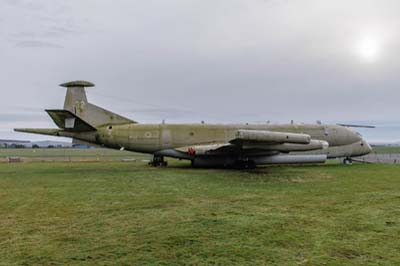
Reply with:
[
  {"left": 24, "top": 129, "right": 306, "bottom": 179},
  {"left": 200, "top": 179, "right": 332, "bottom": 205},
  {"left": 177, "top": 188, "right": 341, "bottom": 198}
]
[
  {"left": 175, "top": 130, "right": 328, "bottom": 156},
  {"left": 175, "top": 143, "right": 237, "bottom": 156}
]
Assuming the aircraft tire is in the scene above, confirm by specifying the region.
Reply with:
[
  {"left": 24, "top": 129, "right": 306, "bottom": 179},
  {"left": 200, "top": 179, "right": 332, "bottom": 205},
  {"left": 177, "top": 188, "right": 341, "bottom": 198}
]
[
  {"left": 343, "top": 158, "right": 353, "bottom": 165},
  {"left": 234, "top": 160, "right": 256, "bottom": 170}
]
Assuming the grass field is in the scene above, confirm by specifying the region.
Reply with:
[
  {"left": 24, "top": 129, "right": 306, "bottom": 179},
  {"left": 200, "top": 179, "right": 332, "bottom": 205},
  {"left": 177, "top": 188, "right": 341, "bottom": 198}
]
[
  {"left": 1, "top": 161, "right": 400, "bottom": 265},
  {"left": 0, "top": 145, "right": 399, "bottom": 164},
  {"left": 0, "top": 148, "right": 150, "bottom": 162}
]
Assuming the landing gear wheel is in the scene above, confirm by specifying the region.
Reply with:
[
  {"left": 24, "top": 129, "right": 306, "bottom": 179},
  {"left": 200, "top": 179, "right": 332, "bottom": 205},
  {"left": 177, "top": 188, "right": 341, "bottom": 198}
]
[
  {"left": 235, "top": 160, "right": 256, "bottom": 169},
  {"left": 246, "top": 160, "right": 256, "bottom": 169},
  {"left": 343, "top": 158, "right": 353, "bottom": 165},
  {"left": 149, "top": 155, "right": 168, "bottom": 167}
]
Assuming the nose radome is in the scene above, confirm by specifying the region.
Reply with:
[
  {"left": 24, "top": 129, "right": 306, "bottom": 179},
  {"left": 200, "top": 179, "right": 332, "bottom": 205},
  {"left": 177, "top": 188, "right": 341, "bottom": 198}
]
[
  {"left": 359, "top": 140, "right": 372, "bottom": 156},
  {"left": 365, "top": 141, "right": 372, "bottom": 154}
]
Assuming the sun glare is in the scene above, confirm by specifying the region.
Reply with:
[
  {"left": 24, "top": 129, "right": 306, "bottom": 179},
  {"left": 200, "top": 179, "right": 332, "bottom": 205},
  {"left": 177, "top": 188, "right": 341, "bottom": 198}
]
[{"left": 356, "top": 36, "right": 381, "bottom": 62}]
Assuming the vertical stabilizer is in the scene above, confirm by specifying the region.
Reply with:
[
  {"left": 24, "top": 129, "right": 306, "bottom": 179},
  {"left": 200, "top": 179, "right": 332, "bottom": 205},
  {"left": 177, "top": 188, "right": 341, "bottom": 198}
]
[
  {"left": 60, "top": 80, "right": 136, "bottom": 127},
  {"left": 61, "top": 80, "right": 92, "bottom": 112}
]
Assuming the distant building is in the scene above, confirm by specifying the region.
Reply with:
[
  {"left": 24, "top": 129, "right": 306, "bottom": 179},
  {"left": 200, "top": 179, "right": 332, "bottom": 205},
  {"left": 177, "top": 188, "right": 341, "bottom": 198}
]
[
  {"left": 72, "top": 144, "right": 93, "bottom": 149},
  {"left": 32, "top": 141, "right": 73, "bottom": 148},
  {"left": 0, "top": 139, "right": 73, "bottom": 149}
]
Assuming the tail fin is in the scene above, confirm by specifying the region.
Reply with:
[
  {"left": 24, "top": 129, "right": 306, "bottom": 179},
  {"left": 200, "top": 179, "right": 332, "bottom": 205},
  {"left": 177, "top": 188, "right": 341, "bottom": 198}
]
[{"left": 60, "top": 80, "right": 136, "bottom": 127}]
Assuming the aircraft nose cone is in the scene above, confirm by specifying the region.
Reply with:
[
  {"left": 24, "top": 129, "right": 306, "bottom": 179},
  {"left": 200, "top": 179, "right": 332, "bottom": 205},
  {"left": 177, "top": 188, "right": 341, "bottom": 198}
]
[
  {"left": 359, "top": 139, "right": 372, "bottom": 156},
  {"left": 365, "top": 141, "right": 372, "bottom": 154}
]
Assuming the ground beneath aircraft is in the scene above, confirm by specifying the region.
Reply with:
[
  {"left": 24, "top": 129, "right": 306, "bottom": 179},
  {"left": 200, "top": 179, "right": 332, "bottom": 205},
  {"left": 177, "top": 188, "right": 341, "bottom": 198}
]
[
  {"left": 359, "top": 153, "right": 400, "bottom": 164},
  {"left": 0, "top": 160, "right": 399, "bottom": 265}
]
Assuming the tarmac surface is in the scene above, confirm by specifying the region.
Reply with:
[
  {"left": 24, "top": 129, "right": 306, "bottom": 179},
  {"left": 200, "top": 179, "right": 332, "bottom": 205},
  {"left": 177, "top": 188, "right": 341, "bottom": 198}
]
[{"left": 357, "top": 153, "right": 400, "bottom": 164}]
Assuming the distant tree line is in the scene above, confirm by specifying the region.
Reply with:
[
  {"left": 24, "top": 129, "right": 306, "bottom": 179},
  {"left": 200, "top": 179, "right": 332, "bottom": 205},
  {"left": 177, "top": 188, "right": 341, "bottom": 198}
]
[
  {"left": 0, "top": 144, "right": 66, "bottom": 149},
  {"left": 0, "top": 144, "right": 27, "bottom": 149}
]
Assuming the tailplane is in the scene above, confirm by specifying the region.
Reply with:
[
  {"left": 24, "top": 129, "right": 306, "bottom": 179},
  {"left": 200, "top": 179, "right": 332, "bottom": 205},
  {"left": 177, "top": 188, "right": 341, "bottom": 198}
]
[{"left": 15, "top": 110, "right": 96, "bottom": 136}]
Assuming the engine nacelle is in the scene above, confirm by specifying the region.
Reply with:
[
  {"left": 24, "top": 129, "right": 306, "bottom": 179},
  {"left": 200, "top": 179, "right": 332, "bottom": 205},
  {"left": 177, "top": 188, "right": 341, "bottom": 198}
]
[
  {"left": 191, "top": 154, "right": 327, "bottom": 168},
  {"left": 235, "top": 130, "right": 311, "bottom": 144},
  {"left": 245, "top": 140, "right": 329, "bottom": 152},
  {"left": 191, "top": 157, "right": 236, "bottom": 168},
  {"left": 253, "top": 154, "right": 327, "bottom": 165}
]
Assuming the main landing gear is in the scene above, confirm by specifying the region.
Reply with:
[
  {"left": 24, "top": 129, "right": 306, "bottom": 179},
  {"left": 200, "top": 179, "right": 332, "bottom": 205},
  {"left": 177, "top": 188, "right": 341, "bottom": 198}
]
[
  {"left": 149, "top": 155, "right": 168, "bottom": 167},
  {"left": 234, "top": 160, "right": 256, "bottom": 169},
  {"left": 342, "top": 157, "right": 353, "bottom": 165}
]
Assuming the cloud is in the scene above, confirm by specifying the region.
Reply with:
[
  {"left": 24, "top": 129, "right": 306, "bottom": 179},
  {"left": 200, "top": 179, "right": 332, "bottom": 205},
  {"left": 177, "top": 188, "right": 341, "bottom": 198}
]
[
  {"left": 0, "top": 112, "right": 45, "bottom": 123},
  {"left": 4, "top": 0, "right": 24, "bottom": 6},
  {"left": 15, "top": 40, "right": 63, "bottom": 48},
  {"left": 1, "top": 0, "right": 400, "bottom": 141},
  {"left": 43, "top": 26, "right": 77, "bottom": 37},
  {"left": 1, "top": 0, "right": 84, "bottom": 49}
]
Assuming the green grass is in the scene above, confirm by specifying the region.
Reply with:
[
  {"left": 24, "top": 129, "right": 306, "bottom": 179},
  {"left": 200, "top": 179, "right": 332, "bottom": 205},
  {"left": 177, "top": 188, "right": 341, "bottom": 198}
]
[
  {"left": 1, "top": 145, "right": 399, "bottom": 162},
  {"left": 0, "top": 148, "right": 150, "bottom": 162},
  {"left": 0, "top": 161, "right": 400, "bottom": 265}
]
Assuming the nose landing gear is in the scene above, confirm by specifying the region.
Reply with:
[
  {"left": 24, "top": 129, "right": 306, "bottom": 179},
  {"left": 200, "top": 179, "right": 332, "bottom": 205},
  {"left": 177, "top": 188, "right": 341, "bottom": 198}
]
[{"left": 342, "top": 157, "right": 353, "bottom": 165}]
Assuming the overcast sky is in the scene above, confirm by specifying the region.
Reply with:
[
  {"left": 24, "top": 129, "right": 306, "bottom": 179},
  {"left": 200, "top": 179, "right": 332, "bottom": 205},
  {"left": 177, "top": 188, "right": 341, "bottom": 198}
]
[{"left": 1, "top": 0, "right": 399, "bottom": 142}]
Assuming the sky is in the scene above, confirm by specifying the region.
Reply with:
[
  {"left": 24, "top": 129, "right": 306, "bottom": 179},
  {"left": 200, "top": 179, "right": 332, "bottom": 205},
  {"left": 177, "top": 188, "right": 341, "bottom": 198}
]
[{"left": 1, "top": 0, "right": 400, "bottom": 142}]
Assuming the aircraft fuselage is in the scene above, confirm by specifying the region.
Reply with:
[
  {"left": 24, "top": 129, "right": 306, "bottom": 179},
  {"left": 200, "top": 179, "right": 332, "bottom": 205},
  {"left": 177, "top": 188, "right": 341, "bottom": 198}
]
[{"left": 89, "top": 123, "right": 371, "bottom": 159}]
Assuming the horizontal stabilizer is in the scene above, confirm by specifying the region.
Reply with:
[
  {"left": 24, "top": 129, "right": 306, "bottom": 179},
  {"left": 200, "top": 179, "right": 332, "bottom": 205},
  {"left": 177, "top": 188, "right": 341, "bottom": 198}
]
[
  {"left": 46, "top": 109, "right": 96, "bottom": 132},
  {"left": 14, "top": 128, "right": 62, "bottom": 136}
]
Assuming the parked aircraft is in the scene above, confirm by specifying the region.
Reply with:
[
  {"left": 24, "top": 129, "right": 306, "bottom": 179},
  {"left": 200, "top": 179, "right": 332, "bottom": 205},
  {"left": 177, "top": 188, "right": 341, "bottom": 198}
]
[{"left": 15, "top": 81, "right": 372, "bottom": 168}]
